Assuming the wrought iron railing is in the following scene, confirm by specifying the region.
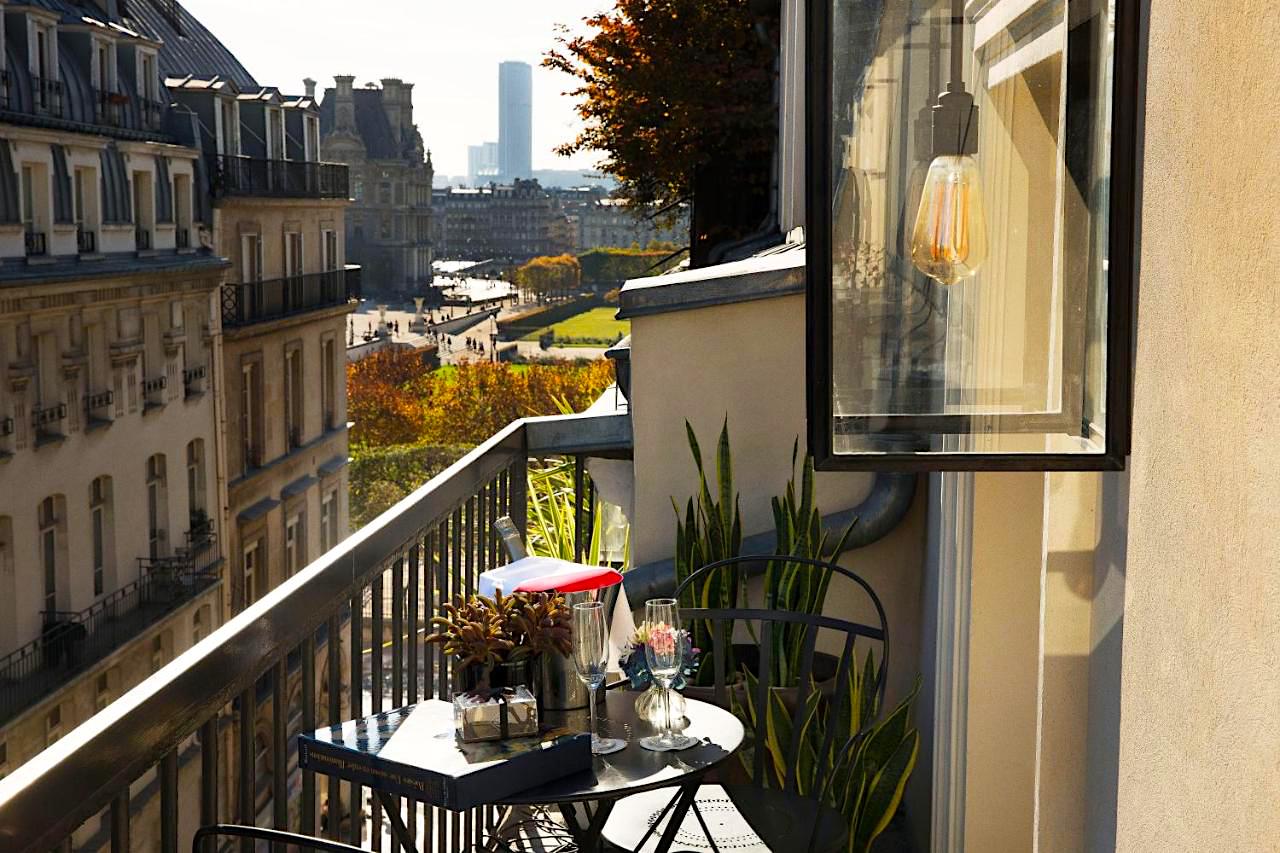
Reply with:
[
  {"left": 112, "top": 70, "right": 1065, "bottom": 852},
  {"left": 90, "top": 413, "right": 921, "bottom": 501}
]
[
  {"left": 92, "top": 87, "right": 124, "bottom": 127},
  {"left": 141, "top": 97, "right": 166, "bottom": 130},
  {"left": 31, "top": 75, "right": 62, "bottom": 117},
  {"left": 221, "top": 267, "right": 361, "bottom": 329},
  {"left": 84, "top": 389, "right": 113, "bottom": 425},
  {"left": 0, "top": 412, "right": 630, "bottom": 853},
  {"left": 0, "top": 69, "right": 11, "bottom": 110},
  {"left": 24, "top": 228, "right": 46, "bottom": 256},
  {"left": 31, "top": 403, "right": 65, "bottom": 441},
  {"left": 207, "top": 154, "right": 350, "bottom": 199},
  {"left": 0, "top": 539, "right": 222, "bottom": 728},
  {"left": 76, "top": 224, "right": 96, "bottom": 254}
]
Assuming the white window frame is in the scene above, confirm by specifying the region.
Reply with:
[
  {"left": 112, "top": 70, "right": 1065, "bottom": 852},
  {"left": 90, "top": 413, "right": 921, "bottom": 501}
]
[
  {"left": 241, "top": 233, "right": 262, "bottom": 283},
  {"left": 92, "top": 37, "right": 115, "bottom": 92},
  {"left": 136, "top": 48, "right": 158, "bottom": 102},
  {"left": 284, "top": 231, "right": 303, "bottom": 278},
  {"left": 284, "top": 513, "right": 303, "bottom": 577},
  {"left": 243, "top": 540, "right": 259, "bottom": 606}
]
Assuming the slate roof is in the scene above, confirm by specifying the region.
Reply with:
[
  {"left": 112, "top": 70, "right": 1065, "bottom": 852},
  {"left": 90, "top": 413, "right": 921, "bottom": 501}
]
[
  {"left": 319, "top": 86, "right": 400, "bottom": 159},
  {"left": 123, "top": 0, "right": 259, "bottom": 92}
]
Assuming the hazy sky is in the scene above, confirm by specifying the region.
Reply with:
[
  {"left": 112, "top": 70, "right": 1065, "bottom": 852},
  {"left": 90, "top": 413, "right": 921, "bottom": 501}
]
[{"left": 181, "top": 0, "right": 610, "bottom": 178}]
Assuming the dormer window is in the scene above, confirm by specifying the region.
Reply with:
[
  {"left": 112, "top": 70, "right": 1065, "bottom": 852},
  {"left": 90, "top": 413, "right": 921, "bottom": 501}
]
[
  {"left": 92, "top": 39, "right": 113, "bottom": 92},
  {"left": 216, "top": 97, "right": 239, "bottom": 156},
  {"left": 30, "top": 16, "right": 60, "bottom": 117},
  {"left": 305, "top": 115, "right": 320, "bottom": 162},
  {"left": 267, "top": 107, "right": 284, "bottom": 160}
]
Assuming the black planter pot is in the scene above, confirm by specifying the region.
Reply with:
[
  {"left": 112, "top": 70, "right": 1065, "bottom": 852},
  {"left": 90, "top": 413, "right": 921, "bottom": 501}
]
[{"left": 458, "top": 657, "right": 537, "bottom": 694}]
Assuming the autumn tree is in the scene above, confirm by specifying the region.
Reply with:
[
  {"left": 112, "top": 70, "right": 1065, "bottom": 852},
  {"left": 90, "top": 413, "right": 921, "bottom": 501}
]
[
  {"left": 516, "top": 254, "right": 582, "bottom": 303},
  {"left": 545, "top": 0, "right": 778, "bottom": 265}
]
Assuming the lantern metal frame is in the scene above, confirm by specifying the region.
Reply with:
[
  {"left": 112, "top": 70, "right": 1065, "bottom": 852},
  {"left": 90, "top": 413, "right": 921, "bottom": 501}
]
[{"left": 805, "top": 0, "right": 1142, "bottom": 471}]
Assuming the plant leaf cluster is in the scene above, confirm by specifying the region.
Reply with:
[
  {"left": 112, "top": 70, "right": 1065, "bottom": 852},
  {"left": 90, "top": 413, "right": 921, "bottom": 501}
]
[{"left": 426, "top": 591, "right": 572, "bottom": 674}]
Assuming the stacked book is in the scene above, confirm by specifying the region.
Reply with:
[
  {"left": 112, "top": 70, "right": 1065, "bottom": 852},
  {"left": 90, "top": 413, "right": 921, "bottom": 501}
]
[{"left": 298, "top": 700, "right": 591, "bottom": 811}]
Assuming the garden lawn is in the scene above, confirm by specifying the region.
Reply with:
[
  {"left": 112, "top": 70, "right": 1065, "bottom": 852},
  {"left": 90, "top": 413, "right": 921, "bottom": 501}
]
[{"left": 520, "top": 307, "right": 629, "bottom": 345}]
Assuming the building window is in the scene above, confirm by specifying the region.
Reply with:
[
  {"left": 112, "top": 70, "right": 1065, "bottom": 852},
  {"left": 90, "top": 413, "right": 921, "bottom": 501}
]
[
  {"left": 241, "top": 233, "right": 262, "bottom": 283},
  {"left": 321, "top": 338, "right": 336, "bottom": 430},
  {"left": 186, "top": 440, "right": 207, "bottom": 547},
  {"left": 0, "top": 741, "right": 7, "bottom": 780},
  {"left": 284, "top": 346, "right": 303, "bottom": 450},
  {"left": 38, "top": 495, "right": 63, "bottom": 615},
  {"left": 378, "top": 182, "right": 391, "bottom": 204},
  {"left": 352, "top": 179, "right": 363, "bottom": 201},
  {"left": 322, "top": 229, "right": 338, "bottom": 271},
  {"left": 192, "top": 606, "right": 206, "bottom": 644},
  {"left": 243, "top": 540, "right": 260, "bottom": 606},
  {"left": 146, "top": 454, "right": 167, "bottom": 559},
  {"left": 93, "top": 39, "right": 111, "bottom": 91},
  {"left": 137, "top": 50, "right": 157, "bottom": 101},
  {"left": 45, "top": 706, "right": 62, "bottom": 747},
  {"left": 90, "top": 476, "right": 113, "bottom": 597},
  {"left": 241, "top": 360, "right": 261, "bottom": 472},
  {"left": 320, "top": 491, "right": 338, "bottom": 552},
  {"left": 218, "top": 98, "right": 238, "bottom": 156},
  {"left": 284, "top": 513, "right": 303, "bottom": 578},
  {"left": 284, "top": 231, "right": 303, "bottom": 278}
]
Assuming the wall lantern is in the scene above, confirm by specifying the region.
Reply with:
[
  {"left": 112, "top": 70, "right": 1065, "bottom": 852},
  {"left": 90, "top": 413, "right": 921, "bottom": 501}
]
[{"left": 806, "top": 0, "right": 1141, "bottom": 470}]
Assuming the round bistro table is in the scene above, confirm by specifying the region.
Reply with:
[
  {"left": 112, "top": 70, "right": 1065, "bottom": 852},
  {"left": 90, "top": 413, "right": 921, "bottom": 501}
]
[{"left": 494, "top": 688, "right": 745, "bottom": 853}]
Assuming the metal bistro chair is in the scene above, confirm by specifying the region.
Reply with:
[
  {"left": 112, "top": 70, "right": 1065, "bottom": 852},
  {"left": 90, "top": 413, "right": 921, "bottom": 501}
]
[{"left": 602, "top": 555, "right": 889, "bottom": 853}]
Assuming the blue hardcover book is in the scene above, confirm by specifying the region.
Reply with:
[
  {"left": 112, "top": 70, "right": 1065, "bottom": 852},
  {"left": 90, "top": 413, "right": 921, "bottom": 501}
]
[{"left": 297, "top": 700, "right": 591, "bottom": 811}]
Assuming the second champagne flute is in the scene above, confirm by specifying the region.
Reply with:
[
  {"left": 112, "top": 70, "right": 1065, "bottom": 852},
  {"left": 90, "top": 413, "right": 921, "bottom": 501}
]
[{"left": 639, "top": 598, "right": 697, "bottom": 751}]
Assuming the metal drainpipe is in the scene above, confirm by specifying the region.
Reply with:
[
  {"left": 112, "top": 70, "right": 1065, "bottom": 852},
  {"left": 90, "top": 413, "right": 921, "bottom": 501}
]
[{"left": 620, "top": 471, "right": 918, "bottom": 605}]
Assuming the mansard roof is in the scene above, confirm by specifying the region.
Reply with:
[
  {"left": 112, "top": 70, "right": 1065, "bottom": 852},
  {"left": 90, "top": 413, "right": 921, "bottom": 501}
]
[
  {"left": 318, "top": 85, "right": 399, "bottom": 160},
  {"left": 122, "top": 0, "right": 259, "bottom": 92}
]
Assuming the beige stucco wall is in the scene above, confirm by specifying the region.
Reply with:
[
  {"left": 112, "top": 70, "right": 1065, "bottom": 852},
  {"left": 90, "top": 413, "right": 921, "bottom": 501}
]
[
  {"left": 1111, "top": 1, "right": 1280, "bottom": 848},
  {"left": 627, "top": 291, "right": 926, "bottom": 705}
]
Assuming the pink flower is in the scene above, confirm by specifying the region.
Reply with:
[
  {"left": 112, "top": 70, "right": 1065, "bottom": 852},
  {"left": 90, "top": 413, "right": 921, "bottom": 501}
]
[{"left": 649, "top": 623, "right": 677, "bottom": 657}]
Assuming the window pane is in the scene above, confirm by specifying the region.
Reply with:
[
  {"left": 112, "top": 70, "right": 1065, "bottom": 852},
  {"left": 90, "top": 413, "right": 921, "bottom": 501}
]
[{"left": 822, "top": 0, "right": 1117, "bottom": 460}]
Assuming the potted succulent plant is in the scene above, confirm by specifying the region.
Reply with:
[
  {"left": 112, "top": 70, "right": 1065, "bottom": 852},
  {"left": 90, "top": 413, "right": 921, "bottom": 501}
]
[{"left": 426, "top": 591, "right": 572, "bottom": 694}]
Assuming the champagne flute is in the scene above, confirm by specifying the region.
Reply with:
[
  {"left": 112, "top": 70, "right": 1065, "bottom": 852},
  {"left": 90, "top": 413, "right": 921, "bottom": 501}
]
[
  {"left": 572, "top": 601, "right": 625, "bottom": 755},
  {"left": 639, "top": 598, "right": 698, "bottom": 751}
]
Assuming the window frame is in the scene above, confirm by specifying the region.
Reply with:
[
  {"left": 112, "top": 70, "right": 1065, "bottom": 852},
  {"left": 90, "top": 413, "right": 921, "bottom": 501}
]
[{"left": 803, "top": 0, "right": 1141, "bottom": 472}]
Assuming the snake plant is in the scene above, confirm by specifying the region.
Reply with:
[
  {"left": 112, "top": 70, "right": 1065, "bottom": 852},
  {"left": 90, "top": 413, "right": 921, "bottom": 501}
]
[
  {"left": 736, "top": 655, "right": 920, "bottom": 853},
  {"left": 673, "top": 417, "right": 743, "bottom": 685}
]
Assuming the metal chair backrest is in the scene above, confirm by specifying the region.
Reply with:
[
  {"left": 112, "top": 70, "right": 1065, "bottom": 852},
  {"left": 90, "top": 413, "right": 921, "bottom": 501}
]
[
  {"left": 672, "top": 554, "right": 889, "bottom": 799},
  {"left": 193, "top": 824, "right": 369, "bottom": 853}
]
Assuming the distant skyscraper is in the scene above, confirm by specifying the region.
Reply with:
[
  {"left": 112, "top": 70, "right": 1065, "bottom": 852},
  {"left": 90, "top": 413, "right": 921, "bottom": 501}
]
[
  {"left": 467, "top": 141, "right": 500, "bottom": 186},
  {"left": 498, "top": 61, "right": 532, "bottom": 181}
]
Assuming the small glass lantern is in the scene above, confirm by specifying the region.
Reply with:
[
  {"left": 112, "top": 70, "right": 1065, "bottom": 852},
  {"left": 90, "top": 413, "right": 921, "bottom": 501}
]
[{"left": 807, "top": 0, "right": 1139, "bottom": 470}]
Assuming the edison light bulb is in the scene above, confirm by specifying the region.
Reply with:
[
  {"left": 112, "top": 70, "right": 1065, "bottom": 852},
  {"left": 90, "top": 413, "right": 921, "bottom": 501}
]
[{"left": 910, "top": 154, "right": 988, "bottom": 285}]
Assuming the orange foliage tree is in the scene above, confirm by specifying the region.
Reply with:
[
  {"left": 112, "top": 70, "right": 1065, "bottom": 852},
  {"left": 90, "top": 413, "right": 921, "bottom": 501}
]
[
  {"left": 348, "top": 352, "right": 616, "bottom": 450},
  {"left": 544, "top": 0, "right": 775, "bottom": 214}
]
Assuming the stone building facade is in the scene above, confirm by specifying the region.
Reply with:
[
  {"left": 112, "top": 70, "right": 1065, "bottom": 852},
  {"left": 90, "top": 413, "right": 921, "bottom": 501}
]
[
  {"left": 0, "top": 0, "right": 229, "bottom": 826},
  {"left": 319, "top": 77, "right": 433, "bottom": 297},
  {"left": 431, "top": 179, "right": 575, "bottom": 261}
]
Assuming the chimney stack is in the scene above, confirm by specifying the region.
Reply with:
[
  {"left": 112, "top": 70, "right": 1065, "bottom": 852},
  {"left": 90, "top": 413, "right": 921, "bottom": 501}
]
[
  {"left": 381, "top": 78, "right": 403, "bottom": 144},
  {"left": 303, "top": 78, "right": 317, "bottom": 99},
  {"left": 334, "top": 75, "right": 355, "bottom": 130}
]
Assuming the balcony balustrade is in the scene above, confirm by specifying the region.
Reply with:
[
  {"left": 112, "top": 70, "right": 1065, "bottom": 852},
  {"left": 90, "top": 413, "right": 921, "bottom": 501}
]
[
  {"left": 31, "top": 403, "right": 65, "bottom": 443},
  {"left": 83, "top": 389, "right": 113, "bottom": 427},
  {"left": 0, "top": 536, "right": 222, "bottom": 729},
  {"left": 207, "top": 154, "right": 350, "bottom": 199},
  {"left": 31, "top": 76, "right": 62, "bottom": 118},
  {"left": 221, "top": 266, "right": 361, "bottom": 329},
  {"left": 76, "top": 223, "right": 96, "bottom": 254},
  {"left": 182, "top": 364, "right": 206, "bottom": 397},
  {"left": 0, "top": 412, "right": 629, "bottom": 853},
  {"left": 24, "top": 228, "right": 46, "bottom": 257},
  {"left": 92, "top": 87, "right": 124, "bottom": 127}
]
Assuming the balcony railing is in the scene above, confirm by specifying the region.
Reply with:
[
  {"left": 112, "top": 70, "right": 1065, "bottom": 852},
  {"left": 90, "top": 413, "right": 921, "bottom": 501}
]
[
  {"left": 31, "top": 403, "right": 65, "bottom": 442},
  {"left": 0, "top": 539, "right": 222, "bottom": 729},
  {"left": 207, "top": 154, "right": 350, "bottom": 199},
  {"left": 221, "top": 266, "right": 361, "bottom": 329},
  {"left": 140, "top": 97, "right": 166, "bottom": 130},
  {"left": 0, "top": 412, "right": 629, "bottom": 853},
  {"left": 76, "top": 224, "right": 96, "bottom": 254},
  {"left": 84, "top": 389, "right": 113, "bottom": 427},
  {"left": 32, "top": 75, "right": 62, "bottom": 117},
  {"left": 24, "top": 228, "right": 46, "bottom": 257},
  {"left": 183, "top": 364, "right": 206, "bottom": 397},
  {"left": 92, "top": 87, "right": 124, "bottom": 126}
]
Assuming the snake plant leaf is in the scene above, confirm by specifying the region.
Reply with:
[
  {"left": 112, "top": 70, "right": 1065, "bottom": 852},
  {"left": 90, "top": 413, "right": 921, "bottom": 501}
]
[
  {"left": 685, "top": 419, "right": 704, "bottom": 472},
  {"left": 851, "top": 730, "right": 919, "bottom": 853}
]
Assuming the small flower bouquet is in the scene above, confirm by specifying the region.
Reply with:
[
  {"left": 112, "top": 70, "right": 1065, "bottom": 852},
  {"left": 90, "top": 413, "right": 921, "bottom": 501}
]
[{"left": 618, "top": 624, "right": 700, "bottom": 690}]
